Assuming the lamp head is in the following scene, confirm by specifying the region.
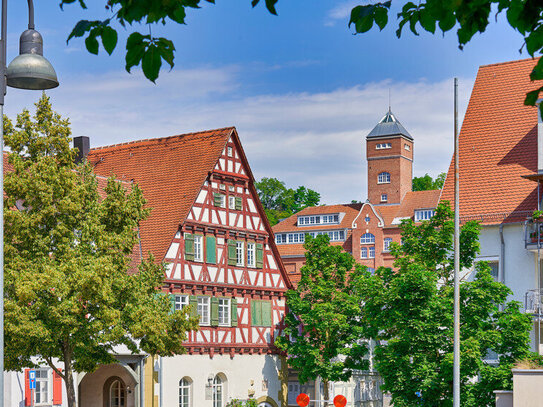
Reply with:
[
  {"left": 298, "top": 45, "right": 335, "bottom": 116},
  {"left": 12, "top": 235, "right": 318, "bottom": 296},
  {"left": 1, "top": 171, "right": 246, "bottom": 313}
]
[{"left": 6, "top": 29, "right": 59, "bottom": 90}]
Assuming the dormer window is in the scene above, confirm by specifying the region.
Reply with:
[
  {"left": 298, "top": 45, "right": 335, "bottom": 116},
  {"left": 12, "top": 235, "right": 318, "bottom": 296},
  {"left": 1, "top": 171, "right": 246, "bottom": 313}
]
[
  {"left": 414, "top": 209, "right": 435, "bottom": 221},
  {"left": 378, "top": 172, "right": 391, "bottom": 184},
  {"left": 376, "top": 143, "right": 392, "bottom": 149},
  {"left": 298, "top": 214, "right": 340, "bottom": 226}
]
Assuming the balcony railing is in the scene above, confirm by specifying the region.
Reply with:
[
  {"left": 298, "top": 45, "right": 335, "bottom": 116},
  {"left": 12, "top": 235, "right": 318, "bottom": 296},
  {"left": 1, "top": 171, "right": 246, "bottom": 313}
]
[
  {"left": 524, "top": 219, "right": 543, "bottom": 250},
  {"left": 525, "top": 289, "right": 543, "bottom": 314}
]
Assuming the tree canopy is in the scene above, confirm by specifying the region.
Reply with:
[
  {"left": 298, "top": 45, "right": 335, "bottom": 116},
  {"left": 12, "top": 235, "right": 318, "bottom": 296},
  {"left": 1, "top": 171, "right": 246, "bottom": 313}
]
[
  {"left": 3, "top": 94, "right": 199, "bottom": 407},
  {"left": 276, "top": 235, "right": 369, "bottom": 407},
  {"left": 62, "top": 0, "right": 543, "bottom": 109},
  {"left": 412, "top": 172, "right": 446, "bottom": 191},
  {"left": 255, "top": 177, "right": 320, "bottom": 225},
  {"left": 361, "top": 203, "right": 533, "bottom": 406}
]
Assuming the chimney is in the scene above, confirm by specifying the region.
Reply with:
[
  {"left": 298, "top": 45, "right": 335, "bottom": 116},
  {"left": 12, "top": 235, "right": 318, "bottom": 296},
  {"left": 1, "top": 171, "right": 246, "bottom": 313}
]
[{"left": 73, "top": 136, "right": 90, "bottom": 164}]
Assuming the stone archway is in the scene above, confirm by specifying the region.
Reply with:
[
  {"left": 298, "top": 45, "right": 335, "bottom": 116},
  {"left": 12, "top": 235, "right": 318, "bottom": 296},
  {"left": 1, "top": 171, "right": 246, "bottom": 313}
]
[
  {"left": 256, "top": 395, "right": 279, "bottom": 407},
  {"left": 79, "top": 364, "right": 138, "bottom": 407}
]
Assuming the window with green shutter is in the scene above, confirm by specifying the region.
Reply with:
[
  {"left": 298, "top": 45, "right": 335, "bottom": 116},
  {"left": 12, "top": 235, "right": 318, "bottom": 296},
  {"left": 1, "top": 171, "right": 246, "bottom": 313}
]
[
  {"left": 169, "top": 294, "right": 176, "bottom": 314},
  {"left": 189, "top": 296, "right": 198, "bottom": 319},
  {"left": 231, "top": 298, "right": 238, "bottom": 327},
  {"left": 251, "top": 300, "right": 272, "bottom": 326},
  {"left": 213, "top": 192, "right": 222, "bottom": 207},
  {"left": 184, "top": 234, "right": 194, "bottom": 261},
  {"left": 255, "top": 243, "right": 264, "bottom": 268},
  {"left": 206, "top": 236, "right": 217, "bottom": 264},
  {"left": 210, "top": 297, "right": 219, "bottom": 327},
  {"left": 235, "top": 196, "right": 242, "bottom": 210},
  {"left": 227, "top": 240, "right": 237, "bottom": 266}
]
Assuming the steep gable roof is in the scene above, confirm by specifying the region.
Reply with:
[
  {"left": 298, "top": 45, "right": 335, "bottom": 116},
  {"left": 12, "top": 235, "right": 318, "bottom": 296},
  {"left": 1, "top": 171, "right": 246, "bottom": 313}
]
[
  {"left": 440, "top": 58, "right": 542, "bottom": 224},
  {"left": 88, "top": 127, "right": 235, "bottom": 260}
]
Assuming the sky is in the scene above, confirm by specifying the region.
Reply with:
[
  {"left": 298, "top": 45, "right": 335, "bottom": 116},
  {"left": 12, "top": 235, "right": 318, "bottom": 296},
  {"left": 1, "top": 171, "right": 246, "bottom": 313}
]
[{"left": 4, "top": 0, "right": 530, "bottom": 204}]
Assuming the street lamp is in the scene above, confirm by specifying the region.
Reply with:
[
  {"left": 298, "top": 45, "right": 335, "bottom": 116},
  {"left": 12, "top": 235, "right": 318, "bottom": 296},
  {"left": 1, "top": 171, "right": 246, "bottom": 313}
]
[{"left": 0, "top": 0, "right": 59, "bottom": 405}]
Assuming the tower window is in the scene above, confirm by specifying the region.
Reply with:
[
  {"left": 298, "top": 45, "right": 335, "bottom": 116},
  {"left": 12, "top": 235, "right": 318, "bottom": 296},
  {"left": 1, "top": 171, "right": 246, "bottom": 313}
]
[
  {"left": 381, "top": 194, "right": 387, "bottom": 202},
  {"left": 405, "top": 143, "right": 410, "bottom": 151},
  {"left": 378, "top": 172, "right": 391, "bottom": 184},
  {"left": 376, "top": 143, "right": 392, "bottom": 149},
  {"left": 361, "top": 233, "right": 375, "bottom": 244}
]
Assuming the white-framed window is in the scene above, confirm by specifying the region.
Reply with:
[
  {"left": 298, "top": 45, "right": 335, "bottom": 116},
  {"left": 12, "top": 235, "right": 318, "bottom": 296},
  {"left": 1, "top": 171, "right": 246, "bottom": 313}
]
[
  {"left": 218, "top": 298, "right": 231, "bottom": 326},
  {"left": 236, "top": 241, "right": 244, "bottom": 267},
  {"left": 405, "top": 143, "right": 410, "bottom": 151},
  {"left": 193, "top": 235, "right": 203, "bottom": 262},
  {"left": 361, "top": 247, "right": 368, "bottom": 259},
  {"left": 228, "top": 196, "right": 236, "bottom": 209},
  {"left": 247, "top": 242, "right": 256, "bottom": 268},
  {"left": 35, "top": 369, "right": 49, "bottom": 405},
  {"left": 212, "top": 375, "right": 223, "bottom": 407},
  {"left": 298, "top": 214, "right": 340, "bottom": 226},
  {"left": 381, "top": 194, "right": 387, "bottom": 202},
  {"left": 275, "top": 234, "right": 287, "bottom": 244},
  {"left": 227, "top": 146, "right": 233, "bottom": 157},
  {"left": 376, "top": 143, "right": 392, "bottom": 149},
  {"left": 369, "top": 247, "right": 375, "bottom": 258},
  {"left": 228, "top": 185, "right": 235, "bottom": 192},
  {"left": 197, "top": 297, "right": 210, "bottom": 325},
  {"left": 383, "top": 238, "right": 392, "bottom": 252},
  {"left": 219, "top": 184, "right": 226, "bottom": 190},
  {"left": 109, "top": 379, "right": 126, "bottom": 407},
  {"left": 414, "top": 209, "right": 435, "bottom": 221},
  {"left": 361, "top": 233, "right": 375, "bottom": 244},
  {"left": 179, "top": 377, "right": 192, "bottom": 407},
  {"left": 378, "top": 172, "right": 391, "bottom": 184},
  {"left": 175, "top": 295, "right": 189, "bottom": 311}
]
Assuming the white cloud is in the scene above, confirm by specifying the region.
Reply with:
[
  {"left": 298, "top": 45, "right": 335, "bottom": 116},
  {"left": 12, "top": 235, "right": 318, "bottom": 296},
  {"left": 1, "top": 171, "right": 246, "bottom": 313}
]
[
  {"left": 325, "top": 0, "right": 367, "bottom": 26},
  {"left": 3, "top": 66, "right": 472, "bottom": 205}
]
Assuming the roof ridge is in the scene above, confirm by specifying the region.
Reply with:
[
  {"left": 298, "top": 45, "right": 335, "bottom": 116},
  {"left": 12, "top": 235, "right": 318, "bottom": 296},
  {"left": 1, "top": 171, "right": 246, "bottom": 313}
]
[
  {"left": 479, "top": 57, "right": 537, "bottom": 69},
  {"left": 91, "top": 126, "right": 235, "bottom": 152}
]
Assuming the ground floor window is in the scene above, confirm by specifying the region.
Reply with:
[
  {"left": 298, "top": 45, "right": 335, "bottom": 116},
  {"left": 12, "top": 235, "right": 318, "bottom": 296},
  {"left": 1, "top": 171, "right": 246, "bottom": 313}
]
[
  {"left": 35, "top": 369, "right": 49, "bottom": 404},
  {"left": 109, "top": 379, "right": 126, "bottom": 407},
  {"left": 212, "top": 375, "right": 223, "bottom": 407},
  {"left": 179, "top": 377, "right": 191, "bottom": 407}
]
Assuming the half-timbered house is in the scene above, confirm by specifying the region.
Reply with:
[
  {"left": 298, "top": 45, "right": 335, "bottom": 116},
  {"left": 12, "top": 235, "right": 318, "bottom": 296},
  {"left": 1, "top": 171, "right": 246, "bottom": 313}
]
[{"left": 83, "top": 127, "right": 291, "bottom": 407}]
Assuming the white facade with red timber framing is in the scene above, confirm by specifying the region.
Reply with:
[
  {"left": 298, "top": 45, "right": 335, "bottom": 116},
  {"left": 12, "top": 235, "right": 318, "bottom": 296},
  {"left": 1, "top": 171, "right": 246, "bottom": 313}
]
[{"left": 87, "top": 127, "right": 291, "bottom": 407}]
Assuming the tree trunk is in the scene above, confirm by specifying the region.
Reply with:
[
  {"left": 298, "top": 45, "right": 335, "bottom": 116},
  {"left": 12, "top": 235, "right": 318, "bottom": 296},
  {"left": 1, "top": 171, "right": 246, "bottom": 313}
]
[
  {"left": 322, "top": 378, "right": 329, "bottom": 407},
  {"left": 63, "top": 347, "right": 77, "bottom": 407}
]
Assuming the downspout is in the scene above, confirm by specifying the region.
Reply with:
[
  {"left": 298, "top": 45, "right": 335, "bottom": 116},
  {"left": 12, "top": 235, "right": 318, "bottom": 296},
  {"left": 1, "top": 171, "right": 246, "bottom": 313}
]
[
  {"left": 159, "top": 356, "right": 163, "bottom": 407},
  {"left": 140, "top": 356, "right": 146, "bottom": 407},
  {"left": 499, "top": 224, "right": 505, "bottom": 285}
]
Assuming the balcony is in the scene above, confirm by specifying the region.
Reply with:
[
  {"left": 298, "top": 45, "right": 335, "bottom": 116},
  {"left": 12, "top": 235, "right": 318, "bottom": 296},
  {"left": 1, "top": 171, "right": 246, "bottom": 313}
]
[
  {"left": 525, "top": 289, "right": 543, "bottom": 315},
  {"left": 524, "top": 219, "right": 543, "bottom": 253}
]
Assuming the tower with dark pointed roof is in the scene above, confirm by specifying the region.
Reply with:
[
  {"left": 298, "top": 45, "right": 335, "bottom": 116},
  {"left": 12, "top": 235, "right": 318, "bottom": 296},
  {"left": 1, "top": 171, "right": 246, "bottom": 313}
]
[{"left": 366, "top": 109, "right": 414, "bottom": 204}]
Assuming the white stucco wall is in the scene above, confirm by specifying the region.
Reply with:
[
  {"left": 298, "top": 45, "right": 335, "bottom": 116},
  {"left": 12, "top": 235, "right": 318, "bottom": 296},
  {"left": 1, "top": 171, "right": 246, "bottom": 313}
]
[
  {"left": 468, "top": 223, "right": 539, "bottom": 351},
  {"left": 162, "top": 354, "right": 282, "bottom": 407}
]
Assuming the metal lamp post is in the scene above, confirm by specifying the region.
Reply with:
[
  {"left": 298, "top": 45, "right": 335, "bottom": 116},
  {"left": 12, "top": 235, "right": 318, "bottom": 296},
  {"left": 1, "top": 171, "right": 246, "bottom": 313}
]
[{"left": 0, "top": 0, "right": 59, "bottom": 405}]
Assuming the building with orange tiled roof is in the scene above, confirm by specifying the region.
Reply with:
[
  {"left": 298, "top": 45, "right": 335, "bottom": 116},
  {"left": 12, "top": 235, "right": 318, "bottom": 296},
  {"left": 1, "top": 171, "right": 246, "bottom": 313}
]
[
  {"left": 273, "top": 110, "right": 441, "bottom": 285},
  {"left": 440, "top": 57, "right": 543, "bottom": 355},
  {"left": 5, "top": 127, "right": 291, "bottom": 407}
]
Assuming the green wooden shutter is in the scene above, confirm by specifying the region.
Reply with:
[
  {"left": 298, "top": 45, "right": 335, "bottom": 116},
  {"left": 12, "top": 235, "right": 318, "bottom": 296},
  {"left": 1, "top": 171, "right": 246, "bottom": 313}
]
[
  {"left": 261, "top": 300, "right": 272, "bottom": 326},
  {"left": 184, "top": 234, "right": 194, "bottom": 261},
  {"left": 251, "top": 300, "right": 261, "bottom": 326},
  {"left": 169, "top": 294, "right": 176, "bottom": 314},
  {"left": 256, "top": 243, "right": 264, "bottom": 268},
  {"left": 189, "top": 295, "right": 198, "bottom": 319},
  {"left": 235, "top": 196, "right": 242, "bottom": 210},
  {"left": 211, "top": 297, "right": 219, "bottom": 327},
  {"left": 231, "top": 298, "right": 238, "bottom": 327},
  {"left": 213, "top": 193, "right": 222, "bottom": 207},
  {"left": 228, "top": 240, "right": 237, "bottom": 266},
  {"left": 206, "top": 236, "right": 217, "bottom": 264}
]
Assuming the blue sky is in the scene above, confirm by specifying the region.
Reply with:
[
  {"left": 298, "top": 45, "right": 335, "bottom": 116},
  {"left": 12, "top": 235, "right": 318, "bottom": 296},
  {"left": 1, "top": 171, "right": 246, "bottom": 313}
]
[{"left": 5, "top": 0, "right": 529, "bottom": 203}]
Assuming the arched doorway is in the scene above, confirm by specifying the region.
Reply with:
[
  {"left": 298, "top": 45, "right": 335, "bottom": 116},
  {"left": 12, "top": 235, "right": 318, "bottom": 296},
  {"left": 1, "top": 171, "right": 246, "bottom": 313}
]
[{"left": 103, "top": 376, "right": 127, "bottom": 407}]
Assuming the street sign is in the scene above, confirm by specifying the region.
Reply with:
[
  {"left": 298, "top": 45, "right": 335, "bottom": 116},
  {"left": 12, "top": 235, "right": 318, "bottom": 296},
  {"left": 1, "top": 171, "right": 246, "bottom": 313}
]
[
  {"left": 333, "top": 395, "right": 347, "bottom": 407},
  {"left": 296, "top": 393, "right": 310, "bottom": 407},
  {"left": 29, "top": 370, "right": 36, "bottom": 390}
]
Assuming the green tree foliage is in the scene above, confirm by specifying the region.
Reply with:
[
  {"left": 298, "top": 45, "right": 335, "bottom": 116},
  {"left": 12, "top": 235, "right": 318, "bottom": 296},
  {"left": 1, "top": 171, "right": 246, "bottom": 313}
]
[
  {"left": 276, "top": 235, "right": 369, "bottom": 407},
  {"left": 412, "top": 172, "right": 446, "bottom": 191},
  {"left": 361, "top": 203, "right": 533, "bottom": 407},
  {"left": 3, "top": 94, "right": 199, "bottom": 407},
  {"left": 62, "top": 0, "right": 543, "bottom": 106},
  {"left": 255, "top": 177, "right": 320, "bottom": 225},
  {"left": 348, "top": 1, "right": 543, "bottom": 112}
]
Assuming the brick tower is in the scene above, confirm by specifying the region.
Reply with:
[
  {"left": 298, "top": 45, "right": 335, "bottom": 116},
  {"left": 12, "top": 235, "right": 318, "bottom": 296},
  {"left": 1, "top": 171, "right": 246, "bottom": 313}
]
[{"left": 366, "top": 109, "right": 414, "bottom": 204}]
